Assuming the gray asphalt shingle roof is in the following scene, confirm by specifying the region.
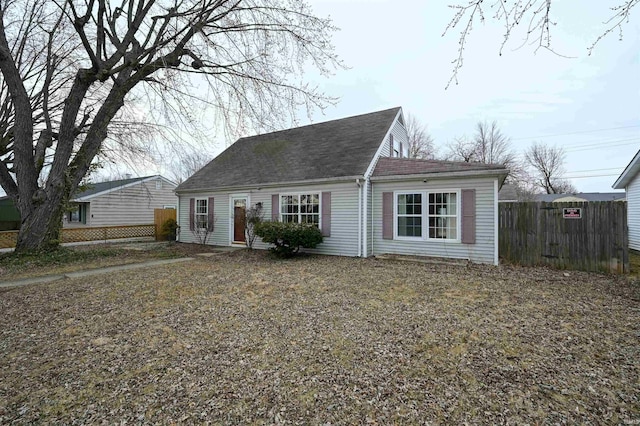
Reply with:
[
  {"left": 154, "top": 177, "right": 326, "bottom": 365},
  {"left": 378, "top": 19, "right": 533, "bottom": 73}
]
[
  {"left": 73, "top": 176, "right": 152, "bottom": 199},
  {"left": 176, "top": 108, "right": 401, "bottom": 192},
  {"left": 372, "top": 157, "right": 507, "bottom": 178}
]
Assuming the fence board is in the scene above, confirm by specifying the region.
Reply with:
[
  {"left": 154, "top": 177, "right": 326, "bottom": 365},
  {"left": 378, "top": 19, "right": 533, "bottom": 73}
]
[
  {"left": 154, "top": 208, "right": 177, "bottom": 241},
  {"left": 499, "top": 201, "right": 628, "bottom": 274},
  {"left": 0, "top": 224, "right": 155, "bottom": 249}
]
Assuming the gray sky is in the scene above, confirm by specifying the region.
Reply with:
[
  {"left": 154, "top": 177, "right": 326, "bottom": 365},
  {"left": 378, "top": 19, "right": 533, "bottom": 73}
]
[{"left": 293, "top": 0, "right": 639, "bottom": 192}]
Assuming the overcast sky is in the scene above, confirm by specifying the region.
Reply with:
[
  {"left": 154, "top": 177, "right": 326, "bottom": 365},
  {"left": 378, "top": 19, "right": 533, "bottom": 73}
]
[{"left": 287, "top": 0, "right": 639, "bottom": 192}]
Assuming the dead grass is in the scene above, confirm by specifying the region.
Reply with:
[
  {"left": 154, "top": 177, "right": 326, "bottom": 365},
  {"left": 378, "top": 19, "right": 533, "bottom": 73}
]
[{"left": 0, "top": 250, "right": 638, "bottom": 424}]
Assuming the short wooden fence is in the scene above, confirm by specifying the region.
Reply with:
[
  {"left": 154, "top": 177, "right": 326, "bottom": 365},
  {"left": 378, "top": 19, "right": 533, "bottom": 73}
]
[
  {"left": 0, "top": 224, "right": 156, "bottom": 249},
  {"left": 499, "top": 201, "right": 628, "bottom": 274}
]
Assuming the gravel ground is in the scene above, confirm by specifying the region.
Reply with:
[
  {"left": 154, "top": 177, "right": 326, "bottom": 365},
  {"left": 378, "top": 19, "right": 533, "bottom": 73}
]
[{"left": 1, "top": 250, "right": 638, "bottom": 424}]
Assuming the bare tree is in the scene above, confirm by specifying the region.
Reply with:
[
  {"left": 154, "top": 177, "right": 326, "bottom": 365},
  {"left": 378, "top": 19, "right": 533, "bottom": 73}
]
[
  {"left": 244, "top": 202, "right": 264, "bottom": 249},
  {"left": 444, "top": 136, "right": 476, "bottom": 162},
  {"left": 191, "top": 211, "right": 216, "bottom": 245},
  {"left": 405, "top": 113, "right": 436, "bottom": 160},
  {"left": 524, "top": 142, "right": 576, "bottom": 194},
  {"left": 0, "top": 0, "right": 342, "bottom": 252},
  {"left": 168, "top": 150, "right": 211, "bottom": 184},
  {"left": 443, "top": 1, "right": 639, "bottom": 87}
]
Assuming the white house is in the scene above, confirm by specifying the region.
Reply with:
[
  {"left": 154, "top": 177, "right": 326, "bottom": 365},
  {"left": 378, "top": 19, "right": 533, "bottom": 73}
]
[
  {"left": 65, "top": 175, "right": 178, "bottom": 227},
  {"left": 613, "top": 149, "right": 640, "bottom": 252},
  {"left": 175, "top": 108, "right": 508, "bottom": 265}
]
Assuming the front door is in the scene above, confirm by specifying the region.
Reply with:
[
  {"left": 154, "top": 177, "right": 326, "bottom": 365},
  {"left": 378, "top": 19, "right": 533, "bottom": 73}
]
[{"left": 233, "top": 198, "right": 247, "bottom": 243}]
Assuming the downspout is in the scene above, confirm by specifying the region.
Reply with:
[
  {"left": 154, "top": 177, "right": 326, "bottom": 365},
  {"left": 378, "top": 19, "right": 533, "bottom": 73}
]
[
  {"left": 176, "top": 196, "right": 181, "bottom": 242},
  {"left": 356, "top": 179, "right": 362, "bottom": 257},
  {"left": 363, "top": 177, "right": 369, "bottom": 257}
]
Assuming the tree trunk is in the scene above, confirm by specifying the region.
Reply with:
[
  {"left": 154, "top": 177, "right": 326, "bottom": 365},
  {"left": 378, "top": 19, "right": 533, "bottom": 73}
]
[{"left": 14, "top": 194, "right": 66, "bottom": 252}]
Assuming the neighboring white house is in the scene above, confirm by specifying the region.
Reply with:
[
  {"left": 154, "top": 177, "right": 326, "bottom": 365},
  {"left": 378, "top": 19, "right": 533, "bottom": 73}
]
[
  {"left": 64, "top": 175, "right": 178, "bottom": 228},
  {"left": 175, "top": 107, "right": 508, "bottom": 265},
  {"left": 613, "top": 149, "right": 640, "bottom": 252}
]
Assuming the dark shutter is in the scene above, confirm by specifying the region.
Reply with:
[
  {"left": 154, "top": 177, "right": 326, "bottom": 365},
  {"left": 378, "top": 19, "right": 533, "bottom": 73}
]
[
  {"left": 382, "top": 192, "right": 393, "bottom": 239},
  {"left": 390, "top": 135, "right": 394, "bottom": 157},
  {"left": 271, "top": 194, "right": 279, "bottom": 221},
  {"left": 321, "top": 192, "right": 331, "bottom": 237},
  {"left": 189, "top": 198, "right": 195, "bottom": 231},
  {"left": 461, "top": 189, "right": 476, "bottom": 244},
  {"left": 208, "top": 197, "right": 215, "bottom": 231}
]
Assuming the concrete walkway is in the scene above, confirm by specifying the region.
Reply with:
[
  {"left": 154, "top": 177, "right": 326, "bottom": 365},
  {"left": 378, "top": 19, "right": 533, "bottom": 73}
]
[{"left": 0, "top": 257, "right": 194, "bottom": 289}]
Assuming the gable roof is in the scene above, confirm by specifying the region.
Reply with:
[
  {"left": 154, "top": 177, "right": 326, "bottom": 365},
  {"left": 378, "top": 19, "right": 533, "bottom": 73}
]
[
  {"left": 613, "top": 149, "right": 640, "bottom": 189},
  {"left": 534, "top": 192, "right": 626, "bottom": 202},
  {"left": 371, "top": 157, "right": 509, "bottom": 182},
  {"left": 176, "top": 107, "right": 402, "bottom": 192},
  {"left": 73, "top": 175, "right": 176, "bottom": 201}
]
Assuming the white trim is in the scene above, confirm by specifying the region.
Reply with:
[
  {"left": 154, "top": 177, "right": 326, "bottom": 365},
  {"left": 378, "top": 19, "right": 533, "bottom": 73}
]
[
  {"left": 392, "top": 189, "right": 462, "bottom": 243},
  {"left": 613, "top": 149, "right": 640, "bottom": 189},
  {"left": 370, "top": 169, "right": 509, "bottom": 182},
  {"left": 494, "top": 179, "right": 499, "bottom": 266},
  {"left": 73, "top": 175, "right": 176, "bottom": 202},
  {"left": 163, "top": 205, "right": 176, "bottom": 209},
  {"left": 194, "top": 197, "right": 208, "bottom": 229},
  {"left": 364, "top": 108, "right": 404, "bottom": 179},
  {"left": 357, "top": 180, "right": 362, "bottom": 257},
  {"left": 176, "top": 197, "right": 181, "bottom": 242},
  {"left": 277, "top": 191, "right": 322, "bottom": 229},
  {"left": 229, "top": 194, "right": 249, "bottom": 245},
  {"left": 363, "top": 178, "right": 369, "bottom": 257},
  {"left": 175, "top": 175, "right": 364, "bottom": 195}
]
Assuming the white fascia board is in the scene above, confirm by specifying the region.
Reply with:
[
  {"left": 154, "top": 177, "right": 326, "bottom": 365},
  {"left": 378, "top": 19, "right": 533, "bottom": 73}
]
[
  {"left": 613, "top": 149, "right": 640, "bottom": 189},
  {"left": 363, "top": 107, "right": 403, "bottom": 179},
  {"left": 73, "top": 175, "right": 175, "bottom": 202},
  {"left": 370, "top": 169, "right": 510, "bottom": 182},
  {"left": 174, "top": 175, "right": 365, "bottom": 195}
]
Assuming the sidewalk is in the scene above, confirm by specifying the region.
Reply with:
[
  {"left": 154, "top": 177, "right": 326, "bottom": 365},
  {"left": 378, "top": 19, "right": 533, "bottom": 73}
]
[{"left": 0, "top": 257, "right": 194, "bottom": 289}]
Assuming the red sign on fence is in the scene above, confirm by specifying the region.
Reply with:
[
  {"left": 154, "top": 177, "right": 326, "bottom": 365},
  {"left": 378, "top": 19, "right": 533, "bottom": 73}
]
[{"left": 563, "top": 208, "right": 582, "bottom": 219}]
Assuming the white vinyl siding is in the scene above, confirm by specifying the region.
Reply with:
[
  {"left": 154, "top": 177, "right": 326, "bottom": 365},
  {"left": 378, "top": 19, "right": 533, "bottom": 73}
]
[
  {"left": 380, "top": 117, "right": 409, "bottom": 158},
  {"left": 372, "top": 177, "right": 497, "bottom": 264},
  {"left": 627, "top": 174, "right": 640, "bottom": 251},
  {"left": 179, "top": 181, "right": 360, "bottom": 256},
  {"left": 67, "top": 177, "right": 177, "bottom": 228}
]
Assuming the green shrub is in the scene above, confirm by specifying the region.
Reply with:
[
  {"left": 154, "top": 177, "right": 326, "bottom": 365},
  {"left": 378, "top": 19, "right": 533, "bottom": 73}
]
[
  {"left": 159, "top": 218, "right": 179, "bottom": 241},
  {"left": 254, "top": 221, "right": 323, "bottom": 258}
]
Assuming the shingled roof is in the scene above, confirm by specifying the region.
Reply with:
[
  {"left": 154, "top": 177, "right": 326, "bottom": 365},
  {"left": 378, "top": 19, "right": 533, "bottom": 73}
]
[
  {"left": 372, "top": 157, "right": 508, "bottom": 179},
  {"left": 176, "top": 107, "right": 401, "bottom": 192}
]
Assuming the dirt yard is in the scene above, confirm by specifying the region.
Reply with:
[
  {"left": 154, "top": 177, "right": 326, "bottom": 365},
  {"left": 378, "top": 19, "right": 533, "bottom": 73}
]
[{"left": 1, "top": 249, "right": 638, "bottom": 424}]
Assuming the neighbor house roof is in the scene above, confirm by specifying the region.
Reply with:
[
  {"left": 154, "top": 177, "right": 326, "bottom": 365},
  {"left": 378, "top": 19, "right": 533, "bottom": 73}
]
[
  {"left": 176, "top": 107, "right": 402, "bottom": 192},
  {"left": 73, "top": 175, "right": 175, "bottom": 201},
  {"left": 533, "top": 192, "right": 626, "bottom": 202},
  {"left": 371, "top": 157, "right": 509, "bottom": 182},
  {"left": 613, "top": 149, "right": 640, "bottom": 189}
]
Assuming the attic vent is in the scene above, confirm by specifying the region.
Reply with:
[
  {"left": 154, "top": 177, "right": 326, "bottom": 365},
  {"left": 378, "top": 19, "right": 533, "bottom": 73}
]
[
  {"left": 398, "top": 114, "right": 404, "bottom": 126},
  {"left": 156, "top": 180, "right": 162, "bottom": 190}
]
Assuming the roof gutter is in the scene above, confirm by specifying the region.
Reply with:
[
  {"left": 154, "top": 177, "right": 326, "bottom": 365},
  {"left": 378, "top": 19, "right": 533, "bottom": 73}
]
[
  {"left": 175, "top": 174, "right": 365, "bottom": 195},
  {"left": 370, "top": 168, "right": 510, "bottom": 183}
]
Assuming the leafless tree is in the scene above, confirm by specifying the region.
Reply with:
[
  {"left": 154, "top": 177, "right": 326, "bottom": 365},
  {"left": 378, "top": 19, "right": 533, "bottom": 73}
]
[
  {"left": 244, "top": 202, "right": 264, "bottom": 249},
  {"left": 405, "top": 113, "right": 436, "bottom": 160},
  {"left": 444, "top": 136, "right": 476, "bottom": 162},
  {"left": 0, "top": 0, "right": 342, "bottom": 252},
  {"left": 168, "top": 150, "right": 211, "bottom": 184},
  {"left": 191, "top": 212, "right": 216, "bottom": 245},
  {"left": 524, "top": 142, "right": 576, "bottom": 194},
  {"left": 443, "top": 1, "right": 639, "bottom": 87}
]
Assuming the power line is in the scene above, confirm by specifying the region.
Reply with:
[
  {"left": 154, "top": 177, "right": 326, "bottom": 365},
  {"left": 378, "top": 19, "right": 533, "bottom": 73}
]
[
  {"left": 512, "top": 125, "right": 640, "bottom": 141},
  {"left": 563, "top": 173, "right": 621, "bottom": 179},
  {"left": 565, "top": 140, "right": 640, "bottom": 152},
  {"left": 565, "top": 167, "right": 623, "bottom": 173}
]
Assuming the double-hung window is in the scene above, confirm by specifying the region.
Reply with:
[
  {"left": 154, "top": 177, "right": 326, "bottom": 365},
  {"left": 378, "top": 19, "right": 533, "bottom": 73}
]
[
  {"left": 195, "top": 199, "right": 208, "bottom": 229},
  {"left": 397, "top": 193, "right": 422, "bottom": 237},
  {"left": 395, "top": 190, "right": 460, "bottom": 241},
  {"left": 428, "top": 192, "right": 458, "bottom": 240},
  {"left": 281, "top": 193, "right": 320, "bottom": 226}
]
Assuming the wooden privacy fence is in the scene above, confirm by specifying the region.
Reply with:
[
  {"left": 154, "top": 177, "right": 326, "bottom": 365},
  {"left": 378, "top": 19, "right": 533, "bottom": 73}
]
[
  {"left": 154, "top": 208, "right": 177, "bottom": 241},
  {"left": 499, "top": 201, "right": 628, "bottom": 274},
  {"left": 0, "top": 224, "right": 156, "bottom": 249}
]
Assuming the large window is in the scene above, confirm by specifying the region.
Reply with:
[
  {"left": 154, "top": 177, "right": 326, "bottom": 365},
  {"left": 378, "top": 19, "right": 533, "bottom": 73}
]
[
  {"left": 67, "top": 204, "right": 87, "bottom": 224},
  {"left": 195, "top": 198, "right": 208, "bottom": 229},
  {"left": 281, "top": 193, "right": 320, "bottom": 226},
  {"left": 395, "top": 191, "right": 459, "bottom": 241}
]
